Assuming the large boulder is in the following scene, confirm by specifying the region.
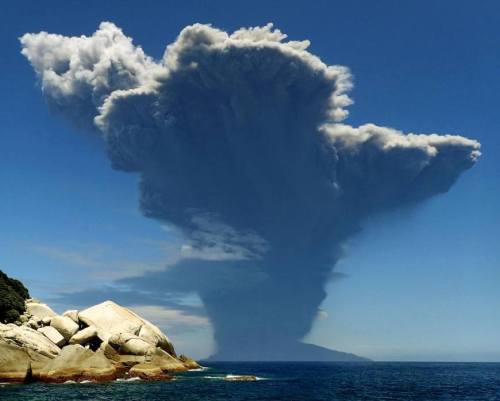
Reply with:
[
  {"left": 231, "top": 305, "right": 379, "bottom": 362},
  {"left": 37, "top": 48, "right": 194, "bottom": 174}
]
[
  {"left": 178, "top": 354, "right": 201, "bottom": 370},
  {"left": 152, "top": 348, "right": 188, "bottom": 372},
  {"left": 38, "top": 326, "right": 66, "bottom": 347},
  {"left": 108, "top": 332, "right": 154, "bottom": 355},
  {"left": 79, "top": 301, "right": 175, "bottom": 355},
  {"left": 63, "top": 310, "right": 79, "bottom": 324},
  {"left": 0, "top": 323, "right": 60, "bottom": 358},
  {"left": 25, "top": 301, "right": 56, "bottom": 320},
  {"left": 0, "top": 339, "right": 52, "bottom": 383},
  {"left": 137, "top": 324, "right": 172, "bottom": 353},
  {"left": 25, "top": 348, "right": 52, "bottom": 379},
  {"left": 37, "top": 344, "right": 116, "bottom": 383},
  {"left": 0, "top": 340, "right": 31, "bottom": 382},
  {"left": 69, "top": 325, "right": 97, "bottom": 345},
  {"left": 128, "top": 362, "right": 171, "bottom": 381},
  {"left": 50, "top": 316, "right": 79, "bottom": 341},
  {"left": 108, "top": 348, "right": 188, "bottom": 373}
]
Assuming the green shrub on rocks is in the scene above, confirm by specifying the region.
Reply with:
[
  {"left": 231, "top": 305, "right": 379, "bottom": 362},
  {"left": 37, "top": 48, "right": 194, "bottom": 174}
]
[{"left": 0, "top": 270, "right": 30, "bottom": 323}]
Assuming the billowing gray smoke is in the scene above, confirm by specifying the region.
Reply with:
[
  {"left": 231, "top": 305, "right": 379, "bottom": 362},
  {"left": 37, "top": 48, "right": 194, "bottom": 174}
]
[{"left": 21, "top": 22, "right": 480, "bottom": 360}]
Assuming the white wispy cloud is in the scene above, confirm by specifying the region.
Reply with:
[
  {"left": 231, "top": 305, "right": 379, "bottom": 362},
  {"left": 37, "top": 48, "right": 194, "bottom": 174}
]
[
  {"left": 31, "top": 243, "right": 165, "bottom": 280},
  {"left": 32, "top": 245, "right": 104, "bottom": 269}
]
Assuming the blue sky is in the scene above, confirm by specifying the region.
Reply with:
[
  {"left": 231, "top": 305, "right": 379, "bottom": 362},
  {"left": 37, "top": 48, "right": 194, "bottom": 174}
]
[{"left": 1, "top": 0, "right": 499, "bottom": 361}]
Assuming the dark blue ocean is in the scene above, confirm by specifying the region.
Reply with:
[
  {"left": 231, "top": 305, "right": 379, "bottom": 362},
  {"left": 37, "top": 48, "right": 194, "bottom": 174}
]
[{"left": 2, "top": 362, "right": 500, "bottom": 401}]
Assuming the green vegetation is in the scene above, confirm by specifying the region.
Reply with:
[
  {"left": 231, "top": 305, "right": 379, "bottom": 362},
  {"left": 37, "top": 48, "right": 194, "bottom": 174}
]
[{"left": 0, "top": 270, "right": 30, "bottom": 323}]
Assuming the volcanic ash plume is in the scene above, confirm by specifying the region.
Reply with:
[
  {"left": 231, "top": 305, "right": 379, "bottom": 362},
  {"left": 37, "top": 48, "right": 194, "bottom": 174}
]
[{"left": 21, "top": 22, "right": 480, "bottom": 360}]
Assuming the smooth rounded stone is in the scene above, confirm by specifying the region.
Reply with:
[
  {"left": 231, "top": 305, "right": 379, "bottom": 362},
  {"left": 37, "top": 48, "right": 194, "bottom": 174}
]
[
  {"left": 138, "top": 324, "right": 175, "bottom": 356},
  {"left": 0, "top": 340, "right": 30, "bottom": 382},
  {"left": 79, "top": 301, "right": 143, "bottom": 343},
  {"left": 78, "top": 301, "right": 175, "bottom": 356},
  {"left": 37, "top": 344, "right": 116, "bottom": 383},
  {"left": 100, "top": 342, "right": 147, "bottom": 372},
  {"left": 38, "top": 326, "right": 66, "bottom": 347},
  {"left": 50, "top": 316, "right": 79, "bottom": 341},
  {"left": 128, "top": 363, "right": 171, "bottom": 381},
  {"left": 178, "top": 354, "right": 201, "bottom": 370},
  {"left": 63, "top": 310, "right": 79, "bottom": 323},
  {"left": 0, "top": 323, "right": 60, "bottom": 358},
  {"left": 25, "top": 302, "right": 57, "bottom": 320},
  {"left": 109, "top": 333, "right": 154, "bottom": 356},
  {"left": 152, "top": 348, "right": 187, "bottom": 372},
  {"left": 108, "top": 332, "right": 134, "bottom": 347},
  {"left": 122, "top": 338, "right": 154, "bottom": 355},
  {"left": 69, "top": 325, "right": 97, "bottom": 345},
  {"left": 41, "top": 317, "right": 52, "bottom": 325}
]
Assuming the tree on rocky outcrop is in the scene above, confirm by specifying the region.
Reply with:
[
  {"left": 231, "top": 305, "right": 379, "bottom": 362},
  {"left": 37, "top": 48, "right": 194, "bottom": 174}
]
[{"left": 0, "top": 270, "right": 30, "bottom": 323}]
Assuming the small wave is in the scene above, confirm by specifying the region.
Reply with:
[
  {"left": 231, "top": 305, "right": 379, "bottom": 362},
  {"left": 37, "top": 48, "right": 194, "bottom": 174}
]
[
  {"left": 79, "top": 380, "right": 93, "bottom": 384},
  {"left": 203, "top": 374, "right": 265, "bottom": 381},
  {"left": 116, "top": 377, "right": 142, "bottom": 382},
  {"left": 203, "top": 375, "right": 224, "bottom": 380},
  {"left": 188, "top": 366, "right": 209, "bottom": 372},
  {"left": 228, "top": 374, "right": 267, "bottom": 381},
  {"left": 63, "top": 380, "right": 77, "bottom": 384}
]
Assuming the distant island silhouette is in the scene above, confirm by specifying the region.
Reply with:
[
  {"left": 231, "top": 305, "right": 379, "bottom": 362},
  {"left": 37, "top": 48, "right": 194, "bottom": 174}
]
[{"left": 207, "top": 342, "right": 369, "bottom": 362}]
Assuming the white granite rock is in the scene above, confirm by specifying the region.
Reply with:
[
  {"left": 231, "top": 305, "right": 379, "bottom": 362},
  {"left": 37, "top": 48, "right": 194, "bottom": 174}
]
[
  {"left": 0, "top": 323, "right": 60, "bottom": 358},
  {"left": 26, "top": 302, "right": 56, "bottom": 320},
  {"left": 37, "top": 344, "right": 116, "bottom": 383},
  {"left": 108, "top": 332, "right": 154, "bottom": 355},
  {"left": 0, "top": 340, "right": 31, "bottom": 382},
  {"left": 63, "top": 310, "right": 79, "bottom": 323},
  {"left": 38, "top": 326, "right": 66, "bottom": 347},
  {"left": 50, "top": 316, "right": 79, "bottom": 341},
  {"left": 79, "top": 301, "right": 175, "bottom": 355},
  {"left": 69, "top": 325, "right": 98, "bottom": 345}
]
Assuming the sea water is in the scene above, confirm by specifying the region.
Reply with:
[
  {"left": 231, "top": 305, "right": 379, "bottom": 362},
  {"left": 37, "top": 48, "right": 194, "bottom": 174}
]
[{"left": 2, "top": 362, "right": 500, "bottom": 401}]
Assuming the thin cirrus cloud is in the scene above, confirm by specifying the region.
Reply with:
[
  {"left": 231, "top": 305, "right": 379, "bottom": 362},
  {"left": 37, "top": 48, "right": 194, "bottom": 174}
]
[
  {"left": 21, "top": 22, "right": 480, "bottom": 360},
  {"left": 31, "top": 243, "right": 166, "bottom": 280}
]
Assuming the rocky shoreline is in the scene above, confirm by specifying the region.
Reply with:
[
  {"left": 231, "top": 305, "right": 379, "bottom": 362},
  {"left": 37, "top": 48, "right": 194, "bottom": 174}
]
[{"left": 0, "top": 299, "right": 201, "bottom": 383}]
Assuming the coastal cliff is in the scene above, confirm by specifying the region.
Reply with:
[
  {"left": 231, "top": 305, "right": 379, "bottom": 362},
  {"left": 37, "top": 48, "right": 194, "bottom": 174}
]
[{"left": 0, "top": 297, "right": 200, "bottom": 383}]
